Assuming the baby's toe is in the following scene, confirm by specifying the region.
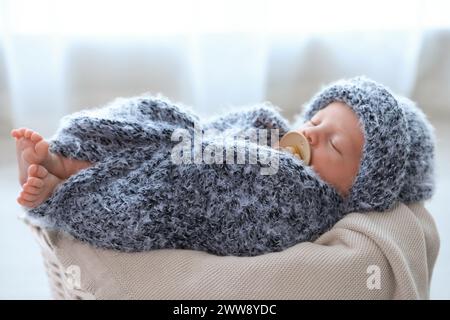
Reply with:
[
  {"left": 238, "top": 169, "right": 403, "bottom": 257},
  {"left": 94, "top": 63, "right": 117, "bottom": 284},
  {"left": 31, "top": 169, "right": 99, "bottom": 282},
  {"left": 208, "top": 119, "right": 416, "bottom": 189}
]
[
  {"left": 11, "top": 129, "right": 19, "bottom": 138},
  {"left": 17, "top": 196, "right": 35, "bottom": 208},
  {"left": 23, "top": 184, "right": 41, "bottom": 195},
  {"left": 24, "top": 129, "right": 34, "bottom": 139},
  {"left": 27, "top": 164, "right": 38, "bottom": 177},
  {"left": 11, "top": 128, "right": 26, "bottom": 139},
  {"left": 30, "top": 131, "right": 43, "bottom": 142},
  {"left": 28, "top": 164, "right": 48, "bottom": 179},
  {"left": 19, "top": 191, "right": 38, "bottom": 202},
  {"left": 25, "top": 177, "right": 44, "bottom": 188}
]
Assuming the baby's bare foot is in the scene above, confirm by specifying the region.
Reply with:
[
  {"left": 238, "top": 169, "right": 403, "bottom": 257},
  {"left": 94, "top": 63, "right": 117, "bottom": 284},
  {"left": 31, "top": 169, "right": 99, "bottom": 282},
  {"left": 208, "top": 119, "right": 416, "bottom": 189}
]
[
  {"left": 17, "top": 164, "right": 62, "bottom": 209},
  {"left": 11, "top": 128, "right": 50, "bottom": 186}
]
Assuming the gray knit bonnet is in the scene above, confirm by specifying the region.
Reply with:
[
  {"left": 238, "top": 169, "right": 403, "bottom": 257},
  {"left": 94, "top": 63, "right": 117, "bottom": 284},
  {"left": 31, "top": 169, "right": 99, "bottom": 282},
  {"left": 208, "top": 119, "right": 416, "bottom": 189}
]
[{"left": 299, "top": 76, "right": 435, "bottom": 213}]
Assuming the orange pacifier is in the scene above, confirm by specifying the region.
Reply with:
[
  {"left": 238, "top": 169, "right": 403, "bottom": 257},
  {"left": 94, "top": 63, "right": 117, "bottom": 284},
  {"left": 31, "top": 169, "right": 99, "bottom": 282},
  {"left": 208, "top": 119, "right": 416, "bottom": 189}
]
[{"left": 278, "top": 131, "right": 311, "bottom": 165}]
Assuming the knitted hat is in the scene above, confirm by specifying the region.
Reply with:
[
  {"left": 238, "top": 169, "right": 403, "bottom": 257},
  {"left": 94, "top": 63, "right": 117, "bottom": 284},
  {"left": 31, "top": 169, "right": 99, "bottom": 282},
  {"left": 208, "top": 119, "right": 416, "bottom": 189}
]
[{"left": 300, "top": 76, "right": 435, "bottom": 213}]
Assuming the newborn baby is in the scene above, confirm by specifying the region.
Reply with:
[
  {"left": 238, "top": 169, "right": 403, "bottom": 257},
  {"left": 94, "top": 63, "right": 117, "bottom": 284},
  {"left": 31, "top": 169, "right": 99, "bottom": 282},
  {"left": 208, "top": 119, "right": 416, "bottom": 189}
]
[
  {"left": 14, "top": 101, "right": 362, "bottom": 206},
  {"left": 13, "top": 76, "right": 435, "bottom": 256}
]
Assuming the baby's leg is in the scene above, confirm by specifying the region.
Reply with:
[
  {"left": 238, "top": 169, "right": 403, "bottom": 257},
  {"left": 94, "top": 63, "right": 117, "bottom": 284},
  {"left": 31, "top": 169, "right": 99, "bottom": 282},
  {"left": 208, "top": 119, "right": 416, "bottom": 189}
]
[
  {"left": 11, "top": 128, "right": 93, "bottom": 183},
  {"left": 17, "top": 164, "right": 62, "bottom": 208},
  {"left": 43, "top": 150, "right": 93, "bottom": 179}
]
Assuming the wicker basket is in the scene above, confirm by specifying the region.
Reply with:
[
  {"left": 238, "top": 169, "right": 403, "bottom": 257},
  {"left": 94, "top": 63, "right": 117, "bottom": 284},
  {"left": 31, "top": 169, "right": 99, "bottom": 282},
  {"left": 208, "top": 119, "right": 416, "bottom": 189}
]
[{"left": 22, "top": 216, "right": 95, "bottom": 300}]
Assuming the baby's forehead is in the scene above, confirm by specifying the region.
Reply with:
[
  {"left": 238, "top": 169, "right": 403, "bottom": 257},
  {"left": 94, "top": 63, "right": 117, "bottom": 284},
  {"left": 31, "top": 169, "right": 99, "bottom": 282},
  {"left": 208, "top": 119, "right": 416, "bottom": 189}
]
[
  {"left": 315, "top": 101, "right": 354, "bottom": 116},
  {"left": 321, "top": 103, "right": 361, "bottom": 125},
  {"left": 313, "top": 103, "right": 364, "bottom": 148}
]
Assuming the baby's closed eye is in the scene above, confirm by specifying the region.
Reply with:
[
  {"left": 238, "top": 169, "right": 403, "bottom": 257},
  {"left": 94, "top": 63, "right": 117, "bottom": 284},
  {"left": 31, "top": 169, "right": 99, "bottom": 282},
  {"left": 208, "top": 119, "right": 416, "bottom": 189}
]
[{"left": 330, "top": 139, "right": 341, "bottom": 154}]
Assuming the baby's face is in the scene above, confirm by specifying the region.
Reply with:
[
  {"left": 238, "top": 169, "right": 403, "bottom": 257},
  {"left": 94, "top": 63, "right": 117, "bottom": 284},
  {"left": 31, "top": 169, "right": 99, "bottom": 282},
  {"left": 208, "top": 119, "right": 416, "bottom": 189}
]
[{"left": 297, "top": 102, "right": 365, "bottom": 197}]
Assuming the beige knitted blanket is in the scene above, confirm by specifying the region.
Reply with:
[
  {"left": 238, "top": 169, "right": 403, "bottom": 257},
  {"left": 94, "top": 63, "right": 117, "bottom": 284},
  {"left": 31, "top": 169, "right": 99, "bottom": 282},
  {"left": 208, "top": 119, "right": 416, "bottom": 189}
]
[{"left": 26, "top": 202, "right": 439, "bottom": 299}]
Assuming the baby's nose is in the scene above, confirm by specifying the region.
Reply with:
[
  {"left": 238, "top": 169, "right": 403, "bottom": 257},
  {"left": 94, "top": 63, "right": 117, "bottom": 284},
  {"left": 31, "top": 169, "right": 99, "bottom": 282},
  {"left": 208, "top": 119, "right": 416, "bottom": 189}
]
[{"left": 301, "top": 128, "right": 316, "bottom": 146}]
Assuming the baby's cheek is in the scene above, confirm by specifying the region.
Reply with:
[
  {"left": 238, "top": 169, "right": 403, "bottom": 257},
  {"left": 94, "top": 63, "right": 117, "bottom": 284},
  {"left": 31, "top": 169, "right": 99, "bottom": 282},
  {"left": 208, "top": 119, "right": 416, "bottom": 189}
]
[
  {"left": 311, "top": 152, "right": 344, "bottom": 183},
  {"left": 310, "top": 148, "right": 331, "bottom": 169}
]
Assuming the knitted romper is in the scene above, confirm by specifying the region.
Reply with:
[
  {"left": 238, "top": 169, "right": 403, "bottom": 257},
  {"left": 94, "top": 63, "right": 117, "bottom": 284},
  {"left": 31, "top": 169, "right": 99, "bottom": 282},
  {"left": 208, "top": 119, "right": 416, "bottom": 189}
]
[{"left": 26, "top": 77, "right": 435, "bottom": 257}]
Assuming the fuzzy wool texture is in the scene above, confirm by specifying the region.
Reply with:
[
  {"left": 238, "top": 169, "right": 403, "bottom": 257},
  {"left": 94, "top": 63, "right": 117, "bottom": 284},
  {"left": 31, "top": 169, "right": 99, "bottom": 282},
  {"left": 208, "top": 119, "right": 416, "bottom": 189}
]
[
  {"left": 26, "top": 77, "right": 435, "bottom": 256},
  {"left": 300, "top": 77, "right": 435, "bottom": 212}
]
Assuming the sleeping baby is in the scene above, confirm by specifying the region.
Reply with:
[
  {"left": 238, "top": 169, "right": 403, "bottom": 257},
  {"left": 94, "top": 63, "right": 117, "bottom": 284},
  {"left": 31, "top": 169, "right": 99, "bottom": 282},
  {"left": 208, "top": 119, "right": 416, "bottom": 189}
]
[{"left": 12, "top": 76, "right": 435, "bottom": 256}]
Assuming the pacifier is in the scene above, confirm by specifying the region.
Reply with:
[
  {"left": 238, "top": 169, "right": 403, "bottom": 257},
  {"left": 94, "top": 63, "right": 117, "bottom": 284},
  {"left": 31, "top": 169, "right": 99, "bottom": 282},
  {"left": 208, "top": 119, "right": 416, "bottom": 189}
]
[{"left": 278, "top": 131, "right": 311, "bottom": 165}]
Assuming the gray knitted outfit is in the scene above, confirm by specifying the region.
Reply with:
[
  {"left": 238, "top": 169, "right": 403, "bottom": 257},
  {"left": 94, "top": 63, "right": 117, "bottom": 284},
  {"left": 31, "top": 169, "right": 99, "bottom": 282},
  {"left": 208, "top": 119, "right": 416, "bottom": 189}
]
[{"left": 27, "top": 77, "right": 435, "bottom": 256}]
